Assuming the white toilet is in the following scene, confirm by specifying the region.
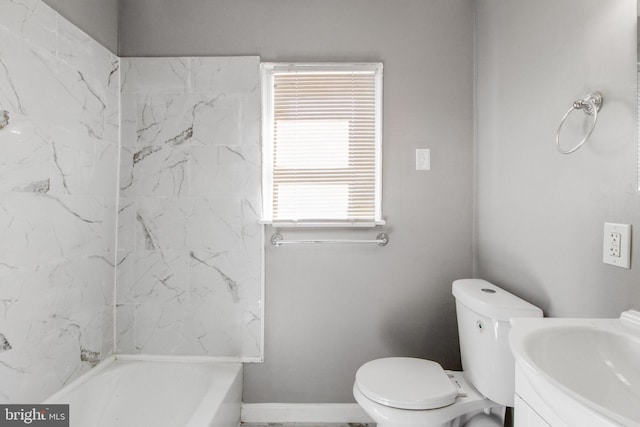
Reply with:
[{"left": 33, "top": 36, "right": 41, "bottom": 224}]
[{"left": 353, "top": 279, "right": 542, "bottom": 427}]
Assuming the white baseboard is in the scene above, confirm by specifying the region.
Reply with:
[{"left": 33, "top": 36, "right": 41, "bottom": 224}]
[{"left": 241, "top": 403, "right": 374, "bottom": 424}]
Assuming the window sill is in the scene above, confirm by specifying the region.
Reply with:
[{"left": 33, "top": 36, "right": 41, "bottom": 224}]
[{"left": 259, "top": 219, "right": 386, "bottom": 228}]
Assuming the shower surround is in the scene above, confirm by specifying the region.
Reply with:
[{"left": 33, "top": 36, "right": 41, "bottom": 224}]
[
  {"left": 0, "top": 0, "right": 263, "bottom": 404},
  {"left": 116, "top": 57, "right": 263, "bottom": 358},
  {"left": 0, "top": 0, "right": 119, "bottom": 402}
]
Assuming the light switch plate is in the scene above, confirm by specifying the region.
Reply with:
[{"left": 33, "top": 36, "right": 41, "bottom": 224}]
[
  {"left": 603, "top": 222, "right": 631, "bottom": 269},
  {"left": 416, "top": 148, "right": 430, "bottom": 170}
]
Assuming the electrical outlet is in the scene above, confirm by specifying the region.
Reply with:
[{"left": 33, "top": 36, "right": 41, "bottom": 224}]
[
  {"left": 608, "top": 232, "right": 621, "bottom": 257},
  {"left": 603, "top": 223, "right": 631, "bottom": 268}
]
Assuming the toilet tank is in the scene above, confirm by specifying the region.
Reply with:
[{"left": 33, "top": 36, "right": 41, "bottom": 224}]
[{"left": 452, "top": 279, "right": 542, "bottom": 407}]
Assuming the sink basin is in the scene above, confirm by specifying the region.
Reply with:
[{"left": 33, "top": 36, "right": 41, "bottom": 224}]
[{"left": 510, "top": 311, "right": 640, "bottom": 427}]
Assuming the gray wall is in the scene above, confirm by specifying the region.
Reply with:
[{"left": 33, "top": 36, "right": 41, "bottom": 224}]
[
  {"left": 42, "top": 0, "right": 118, "bottom": 53},
  {"left": 474, "top": 0, "right": 640, "bottom": 317},
  {"left": 120, "top": 0, "right": 475, "bottom": 403}
]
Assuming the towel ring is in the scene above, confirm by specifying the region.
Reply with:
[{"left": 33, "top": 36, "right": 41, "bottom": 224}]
[{"left": 555, "top": 92, "right": 603, "bottom": 154}]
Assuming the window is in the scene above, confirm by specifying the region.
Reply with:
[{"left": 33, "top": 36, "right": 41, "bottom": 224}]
[{"left": 261, "top": 63, "right": 384, "bottom": 227}]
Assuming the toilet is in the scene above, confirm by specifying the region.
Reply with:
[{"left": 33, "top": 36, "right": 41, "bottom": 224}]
[{"left": 353, "top": 279, "right": 543, "bottom": 427}]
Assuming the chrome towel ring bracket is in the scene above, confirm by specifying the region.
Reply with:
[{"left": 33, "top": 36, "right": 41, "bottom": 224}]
[{"left": 555, "top": 91, "right": 603, "bottom": 154}]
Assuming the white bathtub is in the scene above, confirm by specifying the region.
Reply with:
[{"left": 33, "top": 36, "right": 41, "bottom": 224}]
[{"left": 44, "top": 357, "right": 242, "bottom": 427}]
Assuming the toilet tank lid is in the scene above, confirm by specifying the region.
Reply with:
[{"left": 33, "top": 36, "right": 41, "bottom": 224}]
[{"left": 452, "top": 279, "right": 542, "bottom": 321}]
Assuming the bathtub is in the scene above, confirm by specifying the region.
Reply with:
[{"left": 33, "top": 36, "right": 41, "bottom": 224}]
[{"left": 44, "top": 357, "right": 242, "bottom": 427}]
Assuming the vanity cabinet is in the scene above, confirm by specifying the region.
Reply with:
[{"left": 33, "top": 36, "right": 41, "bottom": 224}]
[
  {"left": 514, "top": 395, "right": 550, "bottom": 427},
  {"left": 513, "top": 365, "right": 569, "bottom": 427}
]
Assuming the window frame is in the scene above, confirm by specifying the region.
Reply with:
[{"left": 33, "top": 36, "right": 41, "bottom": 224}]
[{"left": 260, "top": 62, "right": 384, "bottom": 228}]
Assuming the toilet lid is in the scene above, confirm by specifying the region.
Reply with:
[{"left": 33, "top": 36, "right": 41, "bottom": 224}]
[{"left": 355, "top": 357, "right": 457, "bottom": 410}]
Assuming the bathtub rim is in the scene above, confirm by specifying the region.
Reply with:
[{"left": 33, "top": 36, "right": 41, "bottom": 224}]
[
  {"left": 43, "top": 355, "right": 117, "bottom": 404},
  {"left": 42, "top": 354, "right": 249, "bottom": 404},
  {"left": 116, "top": 353, "right": 259, "bottom": 363}
]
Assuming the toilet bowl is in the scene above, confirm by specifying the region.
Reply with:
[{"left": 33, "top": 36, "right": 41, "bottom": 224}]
[{"left": 353, "top": 279, "right": 543, "bottom": 427}]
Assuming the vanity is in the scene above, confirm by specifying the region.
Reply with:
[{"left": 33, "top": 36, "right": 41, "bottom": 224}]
[{"left": 509, "top": 311, "right": 640, "bottom": 427}]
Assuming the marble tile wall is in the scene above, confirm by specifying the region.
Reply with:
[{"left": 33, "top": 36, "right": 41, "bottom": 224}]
[
  {"left": 0, "top": 0, "right": 263, "bottom": 404},
  {"left": 0, "top": 0, "right": 119, "bottom": 403},
  {"left": 116, "top": 57, "right": 263, "bottom": 359}
]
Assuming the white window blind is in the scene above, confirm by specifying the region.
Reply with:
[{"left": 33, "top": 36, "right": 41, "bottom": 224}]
[{"left": 261, "top": 63, "right": 383, "bottom": 227}]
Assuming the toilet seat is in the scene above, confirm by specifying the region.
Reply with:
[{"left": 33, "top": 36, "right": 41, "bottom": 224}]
[
  {"left": 355, "top": 357, "right": 458, "bottom": 410},
  {"left": 353, "top": 370, "right": 502, "bottom": 427}
]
